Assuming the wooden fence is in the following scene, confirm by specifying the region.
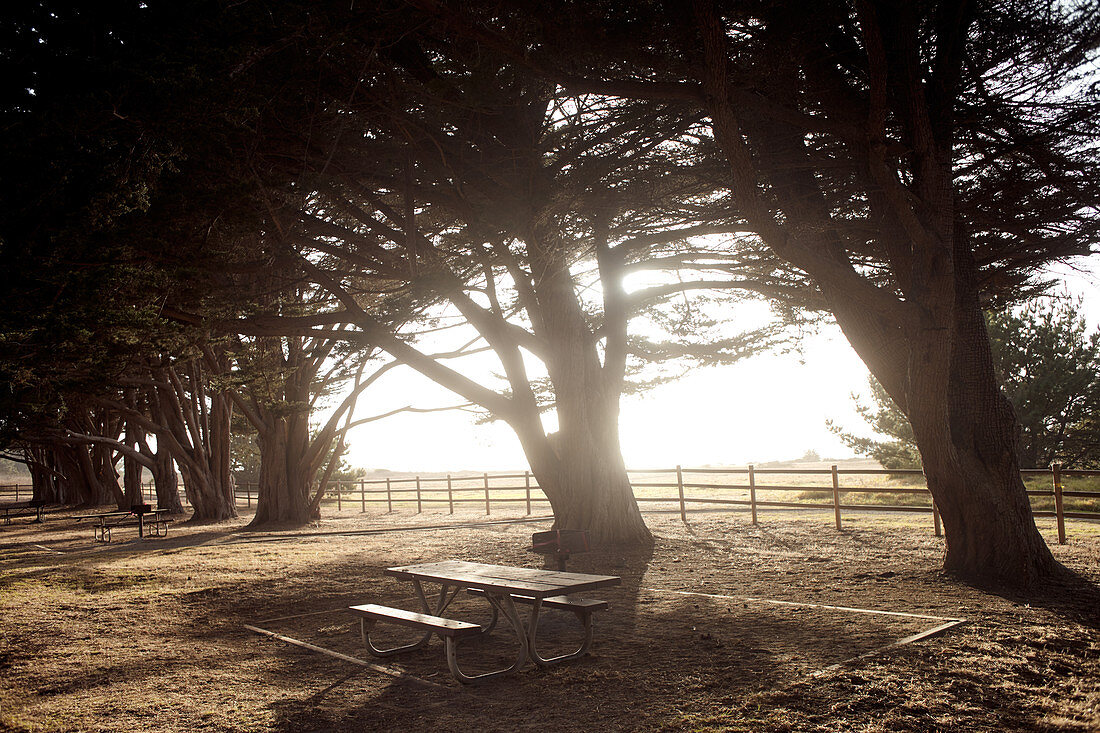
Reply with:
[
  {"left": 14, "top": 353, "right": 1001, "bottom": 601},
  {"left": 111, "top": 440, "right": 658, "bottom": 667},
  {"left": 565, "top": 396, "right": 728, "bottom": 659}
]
[{"left": 2, "top": 463, "right": 1097, "bottom": 543}]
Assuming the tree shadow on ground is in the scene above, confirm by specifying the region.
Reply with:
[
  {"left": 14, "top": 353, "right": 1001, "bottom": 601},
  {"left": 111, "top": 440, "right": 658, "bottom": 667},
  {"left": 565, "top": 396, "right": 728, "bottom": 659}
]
[
  {"left": 258, "top": 538, "right": 657, "bottom": 732},
  {"left": 251, "top": 534, "right": 944, "bottom": 733},
  {"left": 984, "top": 570, "right": 1100, "bottom": 629}
]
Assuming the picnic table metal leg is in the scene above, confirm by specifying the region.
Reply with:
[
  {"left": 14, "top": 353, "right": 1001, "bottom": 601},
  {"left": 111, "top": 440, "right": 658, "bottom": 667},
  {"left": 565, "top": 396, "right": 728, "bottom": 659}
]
[
  {"left": 360, "top": 579, "right": 438, "bottom": 657},
  {"left": 476, "top": 600, "right": 499, "bottom": 635},
  {"left": 423, "top": 581, "right": 498, "bottom": 632},
  {"left": 463, "top": 587, "right": 502, "bottom": 635},
  {"left": 416, "top": 580, "right": 461, "bottom": 617},
  {"left": 359, "top": 616, "right": 435, "bottom": 657},
  {"left": 446, "top": 593, "right": 528, "bottom": 684},
  {"left": 525, "top": 599, "right": 596, "bottom": 666}
]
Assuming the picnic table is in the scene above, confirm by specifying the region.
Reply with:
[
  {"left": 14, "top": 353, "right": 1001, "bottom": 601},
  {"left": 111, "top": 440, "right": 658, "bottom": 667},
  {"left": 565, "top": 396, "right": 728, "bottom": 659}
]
[
  {"left": 350, "top": 560, "right": 621, "bottom": 683},
  {"left": 83, "top": 505, "right": 172, "bottom": 542},
  {"left": 0, "top": 499, "right": 48, "bottom": 525}
]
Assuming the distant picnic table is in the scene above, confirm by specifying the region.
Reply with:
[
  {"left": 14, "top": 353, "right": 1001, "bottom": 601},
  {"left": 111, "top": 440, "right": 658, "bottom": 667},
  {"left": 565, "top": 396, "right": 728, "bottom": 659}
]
[
  {"left": 0, "top": 499, "right": 48, "bottom": 525},
  {"left": 78, "top": 504, "right": 173, "bottom": 542}
]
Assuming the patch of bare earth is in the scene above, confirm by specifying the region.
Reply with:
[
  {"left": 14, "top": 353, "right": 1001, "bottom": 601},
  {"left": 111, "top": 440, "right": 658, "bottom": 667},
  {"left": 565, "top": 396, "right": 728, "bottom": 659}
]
[{"left": 0, "top": 507, "right": 1097, "bottom": 732}]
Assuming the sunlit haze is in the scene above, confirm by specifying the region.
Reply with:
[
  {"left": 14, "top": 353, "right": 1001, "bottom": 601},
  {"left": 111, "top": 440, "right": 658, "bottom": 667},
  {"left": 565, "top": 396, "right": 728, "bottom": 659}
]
[{"left": 336, "top": 261, "right": 1098, "bottom": 473}]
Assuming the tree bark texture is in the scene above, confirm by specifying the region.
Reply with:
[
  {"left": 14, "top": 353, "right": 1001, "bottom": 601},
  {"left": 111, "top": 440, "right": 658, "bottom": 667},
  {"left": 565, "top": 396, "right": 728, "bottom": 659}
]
[
  {"left": 914, "top": 248, "right": 1057, "bottom": 585},
  {"left": 147, "top": 363, "right": 237, "bottom": 521},
  {"left": 54, "top": 444, "right": 96, "bottom": 506},
  {"left": 89, "top": 443, "right": 124, "bottom": 508},
  {"left": 123, "top": 453, "right": 144, "bottom": 509},
  {"left": 151, "top": 448, "right": 183, "bottom": 513},
  {"left": 226, "top": 335, "right": 331, "bottom": 527},
  {"left": 513, "top": 248, "right": 650, "bottom": 547},
  {"left": 250, "top": 411, "right": 314, "bottom": 525},
  {"left": 24, "top": 445, "right": 63, "bottom": 503},
  {"left": 825, "top": 249, "right": 1059, "bottom": 586}
]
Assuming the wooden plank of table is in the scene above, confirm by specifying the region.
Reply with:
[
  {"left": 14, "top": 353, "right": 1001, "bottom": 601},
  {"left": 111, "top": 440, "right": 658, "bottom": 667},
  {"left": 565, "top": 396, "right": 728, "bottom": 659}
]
[
  {"left": 75, "top": 511, "right": 132, "bottom": 521},
  {"left": 388, "top": 567, "right": 561, "bottom": 595},
  {"left": 386, "top": 561, "right": 621, "bottom": 597}
]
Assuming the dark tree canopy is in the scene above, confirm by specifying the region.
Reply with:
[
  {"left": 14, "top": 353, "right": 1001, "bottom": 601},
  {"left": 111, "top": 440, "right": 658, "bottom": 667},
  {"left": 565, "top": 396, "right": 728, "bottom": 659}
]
[
  {"left": 408, "top": 0, "right": 1100, "bottom": 584},
  {"left": 3, "top": 0, "right": 1099, "bottom": 581}
]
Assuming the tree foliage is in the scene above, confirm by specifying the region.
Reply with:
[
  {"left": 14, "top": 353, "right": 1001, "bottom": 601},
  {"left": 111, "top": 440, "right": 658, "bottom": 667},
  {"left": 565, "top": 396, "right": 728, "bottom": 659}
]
[{"left": 992, "top": 299, "right": 1100, "bottom": 469}]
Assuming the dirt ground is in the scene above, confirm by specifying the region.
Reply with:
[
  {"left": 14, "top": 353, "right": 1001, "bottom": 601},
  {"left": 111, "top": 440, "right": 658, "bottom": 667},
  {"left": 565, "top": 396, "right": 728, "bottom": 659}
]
[{"left": 1, "top": 506, "right": 1098, "bottom": 732}]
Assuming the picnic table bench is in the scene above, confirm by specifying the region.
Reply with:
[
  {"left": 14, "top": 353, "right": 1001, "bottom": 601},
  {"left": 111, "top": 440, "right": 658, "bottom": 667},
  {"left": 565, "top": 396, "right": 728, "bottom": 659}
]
[
  {"left": 81, "top": 504, "right": 172, "bottom": 542},
  {"left": 0, "top": 499, "right": 49, "bottom": 525},
  {"left": 530, "top": 529, "right": 590, "bottom": 570},
  {"left": 349, "top": 560, "right": 620, "bottom": 684}
]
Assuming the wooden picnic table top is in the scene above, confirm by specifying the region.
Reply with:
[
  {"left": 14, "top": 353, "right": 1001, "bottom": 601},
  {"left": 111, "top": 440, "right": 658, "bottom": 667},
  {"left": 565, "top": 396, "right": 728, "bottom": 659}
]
[
  {"left": 77, "top": 508, "right": 172, "bottom": 521},
  {"left": 385, "top": 560, "right": 621, "bottom": 598}
]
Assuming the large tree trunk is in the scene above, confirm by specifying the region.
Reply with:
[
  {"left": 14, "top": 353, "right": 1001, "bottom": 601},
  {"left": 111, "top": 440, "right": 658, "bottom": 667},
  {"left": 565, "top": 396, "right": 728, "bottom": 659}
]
[
  {"left": 208, "top": 390, "right": 237, "bottom": 517},
  {"left": 140, "top": 398, "right": 184, "bottom": 512},
  {"left": 151, "top": 449, "right": 183, "bottom": 513},
  {"left": 250, "top": 412, "right": 314, "bottom": 525},
  {"left": 512, "top": 412, "right": 649, "bottom": 547},
  {"left": 25, "top": 445, "right": 63, "bottom": 504},
  {"left": 519, "top": 247, "right": 650, "bottom": 547},
  {"left": 828, "top": 250, "right": 1060, "bottom": 587},
  {"left": 148, "top": 365, "right": 238, "bottom": 521},
  {"left": 528, "top": 424, "right": 649, "bottom": 547},
  {"left": 123, "top": 453, "right": 145, "bottom": 509},
  {"left": 542, "top": 361, "right": 649, "bottom": 547},
  {"left": 243, "top": 335, "right": 321, "bottom": 527},
  {"left": 55, "top": 444, "right": 91, "bottom": 505},
  {"left": 914, "top": 410, "right": 1058, "bottom": 586},
  {"left": 914, "top": 249, "right": 1058, "bottom": 585},
  {"left": 122, "top": 422, "right": 147, "bottom": 508},
  {"left": 81, "top": 443, "right": 123, "bottom": 508},
  {"left": 682, "top": 0, "right": 1062, "bottom": 587},
  {"left": 179, "top": 391, "right": 237, "bottom": 521}
]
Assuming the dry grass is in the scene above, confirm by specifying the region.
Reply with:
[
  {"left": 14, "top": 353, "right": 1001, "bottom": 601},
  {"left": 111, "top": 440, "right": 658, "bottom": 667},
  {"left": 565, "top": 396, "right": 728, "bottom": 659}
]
[{"left": 1, "top": 505, "right": 1098, "bottom": 732}]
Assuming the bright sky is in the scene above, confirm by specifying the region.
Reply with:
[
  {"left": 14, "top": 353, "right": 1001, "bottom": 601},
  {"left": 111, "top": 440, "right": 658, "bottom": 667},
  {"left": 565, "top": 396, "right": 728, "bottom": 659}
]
[{"left": 337, "top": 258, "right": 1098, "bottom": 473}]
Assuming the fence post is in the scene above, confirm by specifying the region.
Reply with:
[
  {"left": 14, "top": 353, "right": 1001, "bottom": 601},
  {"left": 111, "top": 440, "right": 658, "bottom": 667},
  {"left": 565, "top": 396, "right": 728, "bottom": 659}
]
[
  {"left": 386, "top": 477, "right": 392, "bottom": 513},
  {"left": 336, "top": 482, "right": 342, "bottom": 511},
  {"left": 447, "top": 474, "right": 454, "bottom": 514},
  {"left": 416, "top": 476, "right": 422, "bottom": 514},
  {"left": 831, "top": 464, "right": 842, "bottom": 530},
  {"left": 484, "top": 473, "right": 491, "bottom": 515},
  {"left": 525, "top": 471, "right": 532, "bottom": 515},
  {"left": 676, "top": 465, "right": 686, "bottom": 523},
  {"left": 748, "top": 464, "right": 757, "bottom": 525},
  {"left": 247, "top": 483, "right": 252, "bottom": 508},
  {"left": 1052, "top": 462, "right": 1066, "bottom": 545},
  {"left": 360, "top": 480, "right": 366, "bottom": 512}
]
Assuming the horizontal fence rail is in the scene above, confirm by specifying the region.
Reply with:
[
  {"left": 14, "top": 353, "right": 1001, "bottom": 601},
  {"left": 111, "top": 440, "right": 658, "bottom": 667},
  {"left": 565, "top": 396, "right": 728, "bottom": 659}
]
[{"left": 2, "top": 463, "right": 1097, "bottom": 543}]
